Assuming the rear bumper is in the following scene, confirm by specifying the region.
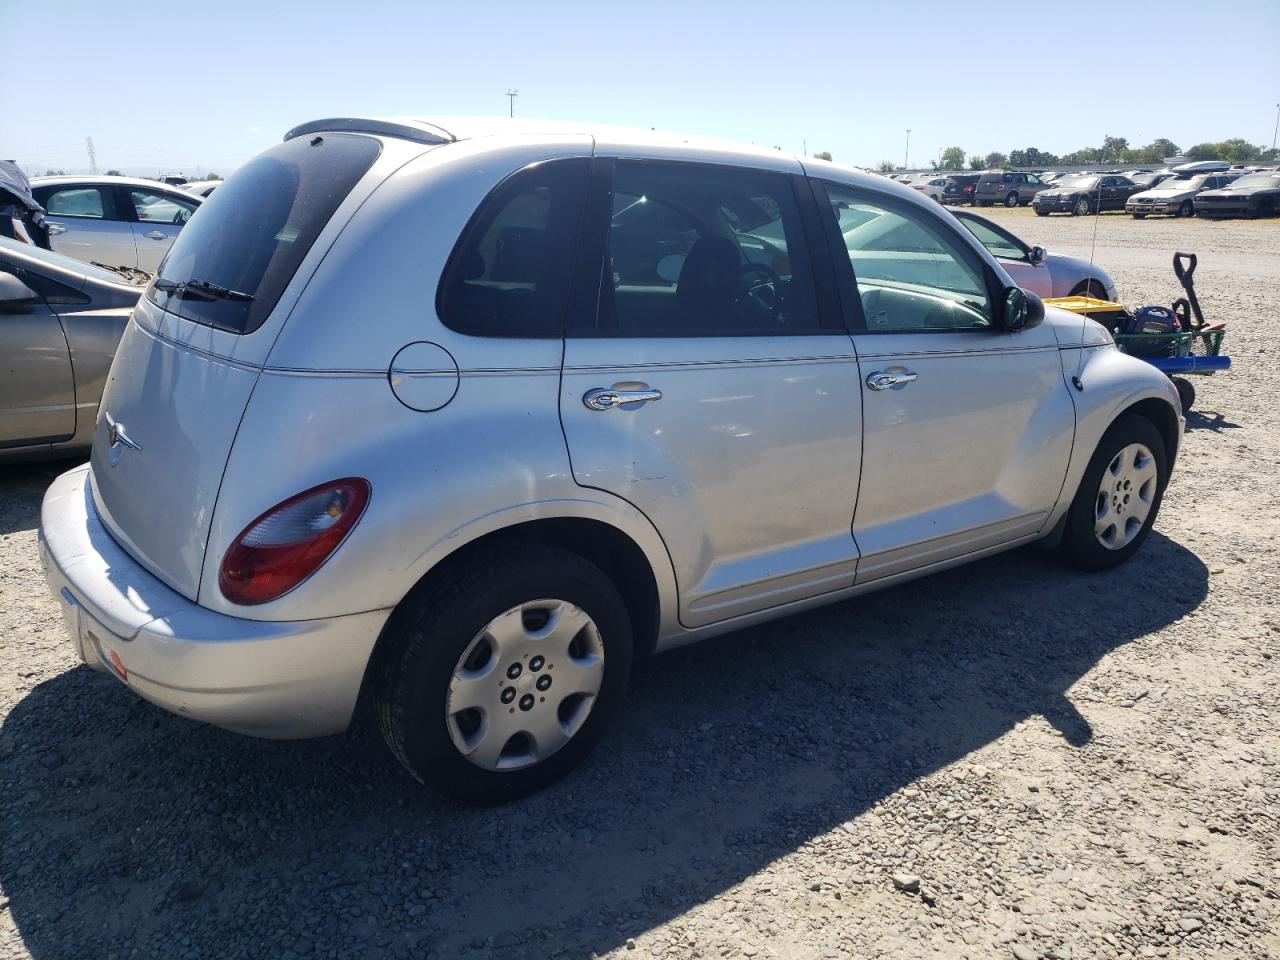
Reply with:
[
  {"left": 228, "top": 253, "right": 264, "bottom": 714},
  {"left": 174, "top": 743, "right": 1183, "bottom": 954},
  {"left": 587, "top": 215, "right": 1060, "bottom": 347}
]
[{"left": 39, "top": 465, "right": 390, "bottom": 738}]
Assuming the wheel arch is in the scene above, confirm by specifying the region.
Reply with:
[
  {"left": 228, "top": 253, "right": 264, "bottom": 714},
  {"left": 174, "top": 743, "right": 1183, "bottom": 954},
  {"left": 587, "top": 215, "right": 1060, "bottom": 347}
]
[{"left": 1119, "top": 395, "right": 1181, "bottom": 468}]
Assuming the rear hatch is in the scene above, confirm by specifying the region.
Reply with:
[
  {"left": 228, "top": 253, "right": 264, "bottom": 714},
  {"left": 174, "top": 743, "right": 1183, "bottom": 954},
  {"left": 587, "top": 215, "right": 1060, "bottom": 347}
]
[
  {"left": 975, "top": 173, "right": 1006, "bottom": 197},
  {"left": 89, "top": 131, "right": 386, "bottom": 600}
]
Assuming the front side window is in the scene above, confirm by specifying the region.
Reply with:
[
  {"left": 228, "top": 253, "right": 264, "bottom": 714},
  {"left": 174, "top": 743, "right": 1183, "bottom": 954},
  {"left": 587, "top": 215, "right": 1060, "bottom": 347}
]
[
  {"left": 129, "top": 188, "right": 198, "bottom": 224},
  {"left": 437, "top": 159, "right": 589, "bottom": 336},
  {"left": 43, "top": 186, "right": 107, "bottom": 219},
  {"left": 825, "top": 183, "right": 991, "bottom": 332},
  {"left": 955, "top": 214, "right": 1026, "bottom": 261},
  {"left": 592, "top": 161, "right": 821, "bottom": 335}
]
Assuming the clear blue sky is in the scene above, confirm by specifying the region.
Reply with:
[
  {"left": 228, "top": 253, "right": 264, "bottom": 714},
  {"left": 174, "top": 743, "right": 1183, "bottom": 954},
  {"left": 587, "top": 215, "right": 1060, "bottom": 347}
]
[{"left": 3, "top": 0, "right": 1278, "bottom": 177}]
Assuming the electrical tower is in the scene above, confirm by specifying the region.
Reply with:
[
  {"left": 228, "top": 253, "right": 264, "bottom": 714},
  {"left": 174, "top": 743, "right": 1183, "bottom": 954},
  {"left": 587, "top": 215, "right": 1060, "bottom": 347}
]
[
  {"left": 85, "top": 137, "right": 98, "bottom": 174},
  {"left": 506, "top": 89, "right": 519, "bottom": 118}
]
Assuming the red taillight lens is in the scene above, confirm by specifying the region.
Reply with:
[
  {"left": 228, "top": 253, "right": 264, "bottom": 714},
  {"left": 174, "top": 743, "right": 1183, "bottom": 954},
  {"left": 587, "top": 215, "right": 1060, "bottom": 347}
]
[{"left": 219, "top": 478, "right": 370, "bottom": 605}]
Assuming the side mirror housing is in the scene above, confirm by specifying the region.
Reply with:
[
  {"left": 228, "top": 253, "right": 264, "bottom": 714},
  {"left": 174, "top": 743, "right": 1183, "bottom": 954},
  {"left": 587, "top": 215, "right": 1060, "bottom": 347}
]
[
  {"left": 1002, "top": 286, "right": 1044, "bottom": 331},
  {"left": 0, "top": 272, "right": 39, "bottom": 313},
  {"left": 1028, "top": 245, "right": 1046, "bottom": 265}
]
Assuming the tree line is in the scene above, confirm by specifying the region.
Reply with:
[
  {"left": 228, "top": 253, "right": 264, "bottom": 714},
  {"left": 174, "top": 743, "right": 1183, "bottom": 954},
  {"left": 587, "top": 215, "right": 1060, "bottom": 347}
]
[{"left": 859, "top": 136, "right": 1279, "bottom": 173}]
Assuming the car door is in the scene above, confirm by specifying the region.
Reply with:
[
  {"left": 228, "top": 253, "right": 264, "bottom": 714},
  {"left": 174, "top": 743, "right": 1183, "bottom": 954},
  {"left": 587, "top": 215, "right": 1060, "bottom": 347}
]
[
  {"left": 34, "top": 183, "right": 139, "bottom": 271},
  {"left": 559, "top": 157, "right": 863, "bottom": 628},
  {"left": 952, "top": 212, "right": 1051, "bottom": 297},
  {"left": 818, "top": 180, "right": 1075, "bottom": 584},
  {"left": 1102, "top": 177, "right": 1125, "bottom": 210},
  {"left": 120, "top": 186, "right": 199, "bottom": 273},
  {"left": 0, "top": 262, "right": 77, "bottom": 447}
]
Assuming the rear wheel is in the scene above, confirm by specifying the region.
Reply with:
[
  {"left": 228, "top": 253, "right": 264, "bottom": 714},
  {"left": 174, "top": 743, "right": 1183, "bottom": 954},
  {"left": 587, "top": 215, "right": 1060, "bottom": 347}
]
[
  {"left": 1061, "top": 415, "right": 1168, "bottom": 571},
  {"left": 1176, "top": 200, "right": 1194, "bottom": 218},
  {"left": 1005, "top": 191, "right": 1020, "bottom": 207},
  {"left": 1072, "top": 196, "right": 1092, "bottom": 217},
  {"left": 374, "top": 544, "right": 633, "bottom": 803}
]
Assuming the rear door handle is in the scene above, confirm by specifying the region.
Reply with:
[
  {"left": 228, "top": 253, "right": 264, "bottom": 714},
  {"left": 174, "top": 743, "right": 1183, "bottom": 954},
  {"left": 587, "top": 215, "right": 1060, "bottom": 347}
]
[
  {"left": 143, "top": 230, "right": 167, "bottom": 240},
  {"left": 866, "top": 370, "right": 919, "bottom": 391},
  {"left": 583, "top": 387, "right": 663, "bottom": 411}
]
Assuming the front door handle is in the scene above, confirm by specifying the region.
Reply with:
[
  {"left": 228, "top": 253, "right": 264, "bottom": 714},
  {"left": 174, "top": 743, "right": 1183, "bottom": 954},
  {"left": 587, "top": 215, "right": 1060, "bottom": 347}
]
[
  {"left": 866, "top": 370, "right": 919, "bottom": 391},
  {"left": 47, "top": 223, "right": 67, "bottom": 235},
  {"left": 583, "top": 386, "right": 663, "bottom": 411},
  {"left": 143, "top": 230, "right": 168, "bottom": 240}
]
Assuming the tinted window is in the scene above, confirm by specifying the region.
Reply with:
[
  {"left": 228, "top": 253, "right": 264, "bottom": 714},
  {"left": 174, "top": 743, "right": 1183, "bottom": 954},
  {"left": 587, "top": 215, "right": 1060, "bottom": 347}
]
[
  {"left": 589, "top": 161, "right": 821, "bottom": 336},
  {"left": 437, "top": 159, "right": 589, "bottom": 337},
  {"left": 955, "top": 214, "right": 1025, "bottom": 261},
  {"left": 148, "top": 132, "right": 381, "bottom": 334},
  {"left": 43, "top": 186, "right": 106, "bottom": 219},
  {"left": 129, "top": 188, "right": 198, "bottom": 224},
  {"left": 825, "top": 184, "right": 991, "bottom": 332}
]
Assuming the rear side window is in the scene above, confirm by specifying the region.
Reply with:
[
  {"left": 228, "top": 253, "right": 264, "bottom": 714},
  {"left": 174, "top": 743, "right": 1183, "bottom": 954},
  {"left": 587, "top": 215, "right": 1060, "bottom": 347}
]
[
  {"left": 437, "top": 159, "right": 589, "bottom": 336},
  {"left": 148, "top": 132, "right": 381, "bottom": 334}
]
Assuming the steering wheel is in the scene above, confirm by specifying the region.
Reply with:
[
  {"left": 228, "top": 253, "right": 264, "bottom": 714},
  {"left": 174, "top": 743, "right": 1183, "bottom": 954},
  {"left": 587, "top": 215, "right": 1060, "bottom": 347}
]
[{"left": 735, "top": 261, "right": 784, "bottom": 323}]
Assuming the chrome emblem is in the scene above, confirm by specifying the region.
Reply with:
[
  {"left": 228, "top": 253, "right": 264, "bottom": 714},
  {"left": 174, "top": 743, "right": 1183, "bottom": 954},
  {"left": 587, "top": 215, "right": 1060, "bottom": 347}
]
[{"left": 104, "top": 413, "right": 141, "bottom": 464}]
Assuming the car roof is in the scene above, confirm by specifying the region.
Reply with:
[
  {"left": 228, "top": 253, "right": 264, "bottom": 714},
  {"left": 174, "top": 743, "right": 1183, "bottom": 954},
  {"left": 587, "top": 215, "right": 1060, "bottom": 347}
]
[
  {"left": 30, "top": 174, "right": 203, "bottom": 195},
  {"left": 283, "top": 114, "right": 910, "bottom": 196}
]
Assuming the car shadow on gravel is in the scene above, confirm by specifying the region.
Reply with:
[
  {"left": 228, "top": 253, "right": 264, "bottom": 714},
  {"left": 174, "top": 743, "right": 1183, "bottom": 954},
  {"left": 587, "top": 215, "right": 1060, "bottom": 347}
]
[
  {"left": 1, "top": 531, "right": 1207, "bottom": 960},
  {"left": 0, "top": 459, "right": 84, "bottom": 537}
]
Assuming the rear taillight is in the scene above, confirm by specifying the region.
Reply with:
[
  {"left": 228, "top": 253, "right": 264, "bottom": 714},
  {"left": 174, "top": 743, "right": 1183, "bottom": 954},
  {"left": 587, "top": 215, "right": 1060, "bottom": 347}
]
[
  {"left": 996, "top": 183, "right": 1006, "bottom": 191},
  {"left": 219, "top": 478, "right": 370, "bottom": 605}
]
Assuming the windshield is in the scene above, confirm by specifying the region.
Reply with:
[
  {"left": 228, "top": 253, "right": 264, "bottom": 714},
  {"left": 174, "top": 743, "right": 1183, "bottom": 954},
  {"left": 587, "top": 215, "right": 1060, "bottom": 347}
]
[
  {"left": 148, "top": 132, "right": 381, "bottom": 334},
  {"left": 1156, "top": 176, "right": 1203, "bottom": 191},
  {"left": 0, "top": 235, "right": 125, "bottom": 285},
  {"left": 1230, "top": 174, "right": 1280, "bottom": 189},
  {"left": 1055, "top": 176, "right": 1099, "bottom": 190}
]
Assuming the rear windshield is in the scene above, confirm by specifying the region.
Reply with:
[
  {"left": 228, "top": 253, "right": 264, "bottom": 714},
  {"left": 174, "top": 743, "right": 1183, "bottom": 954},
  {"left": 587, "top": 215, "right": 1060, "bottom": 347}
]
[{"left": 147, "top": 133, "right": 381, "bottom": 334}]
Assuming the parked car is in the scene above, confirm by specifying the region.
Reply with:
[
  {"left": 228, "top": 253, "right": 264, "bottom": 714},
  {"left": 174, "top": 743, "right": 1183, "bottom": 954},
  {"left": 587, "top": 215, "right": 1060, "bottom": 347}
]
[
  {"left": 1128, "top": 171, "right": 1176, "bottom": 191},
  {"left": 974, "top": 170, "right": 1051, "bottom": 208},
  {"left": 31, "top": 175, "right": 203, "bottom": 274},
  {"left": 0, "top": 237, "right": 143, "bottom": 461},
  {"left": 182, "top": 180, "right": 222, "bottom": 198},
  {"left": 1032, "top": 174, "right": 1143, "bottom": 216},
  {"left": 941, "top": 173, "right": 981, "bottom": 205},
  {"left": 1126, "top": 173, "right": 1239, "bottom": 218},
  {"left": 1193, "top": 172, "right": 1280, "bottom": 218},
  {"left": 40, "top": 116, "right": 1183, "bottom": 803},
  {"left": 910, "top": 176, "right": 948, "bottom": 202},
  {"left": 950, "top": 209, "right": 1117, "bottom": 301}
]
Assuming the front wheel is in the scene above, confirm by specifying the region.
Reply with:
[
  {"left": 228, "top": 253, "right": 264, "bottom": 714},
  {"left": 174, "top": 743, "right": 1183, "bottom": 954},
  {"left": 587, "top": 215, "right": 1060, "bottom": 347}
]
[
  {"left": 1176, "top": 200, "right": 1194, "bottom": 218},
  {"left": 374, "top": 544, "right": 634, "bottom": 803},
  {"left": 1034, "top": 208, "right": 1049, "bottom": 217},
  {"left": 1061, "top": 415, "right": 1168, "bottom": 571},
  {"left": 1005, "top": 192, "right": 1020, "bottom": 207},
  {"left": 1073, "top": 196, "right": 1093, "bottom": 217}
]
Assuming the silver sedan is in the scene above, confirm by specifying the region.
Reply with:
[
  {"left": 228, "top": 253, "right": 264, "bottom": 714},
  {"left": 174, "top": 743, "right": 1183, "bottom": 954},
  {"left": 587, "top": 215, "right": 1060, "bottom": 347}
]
[{"left": 951, "top": 208, "right": 1118, "bottom": 301}]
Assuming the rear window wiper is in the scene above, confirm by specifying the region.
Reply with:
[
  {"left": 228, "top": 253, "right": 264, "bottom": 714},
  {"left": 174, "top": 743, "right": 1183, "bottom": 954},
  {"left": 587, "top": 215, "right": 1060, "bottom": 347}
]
[{"left": 154, "top": 277, "right": 254, "bottom": 302}]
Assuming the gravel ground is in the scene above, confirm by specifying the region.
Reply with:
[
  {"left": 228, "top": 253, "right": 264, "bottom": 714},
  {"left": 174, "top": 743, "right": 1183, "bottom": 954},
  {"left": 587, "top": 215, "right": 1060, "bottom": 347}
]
[{"left": 2, "top": 210, "right": 1278, "bottom": 960}]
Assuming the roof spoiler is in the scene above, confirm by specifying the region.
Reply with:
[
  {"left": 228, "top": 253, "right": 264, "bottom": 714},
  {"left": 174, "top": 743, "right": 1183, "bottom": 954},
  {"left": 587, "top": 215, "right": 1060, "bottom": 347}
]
[{"left": 283, "top": 118, "right": 454, "bottom": 145}]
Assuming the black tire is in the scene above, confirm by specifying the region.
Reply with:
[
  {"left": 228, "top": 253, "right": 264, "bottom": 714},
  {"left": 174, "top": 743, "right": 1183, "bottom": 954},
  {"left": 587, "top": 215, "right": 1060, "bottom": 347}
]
[
  {"left": 1061, "top": 414, "right": 1169, "bottom": 571},
  {"left": 1034, "top": 209, "right": 1049, "bottom": 217},
  {"left": 374, "top": 543, "right": 634, "bottom": 803},
  {"left": 1176, "top": 200, "right": 1193, "bottom": 218},
  {"left": 1173, "top": 377, "right": 1196, "bottom": 414},
  {"left": 1132, "top": 212, "right": 1146, "bottom": 219},
  {"left": 1071, "top": 279, "right": 1109, "bottom": 301},
  {"left": 1005, "top": 191, "right": 1020, "bottom": 207},
  {"left": 1072, "top": 196, "right": 1092, "bottom": 217}
]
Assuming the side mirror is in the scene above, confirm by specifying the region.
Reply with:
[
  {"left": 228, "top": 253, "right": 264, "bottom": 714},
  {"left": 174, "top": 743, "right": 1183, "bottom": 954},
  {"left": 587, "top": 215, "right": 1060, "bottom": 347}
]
[
  {"left": 1002, "top": 286, "right": 1044, "bottom": 331},
  {"left": 1028, "top": 245, "right": 1046, "bottom": 265},
  {"left": 0, "top": 272, "right": 39, "bottom": 313}
]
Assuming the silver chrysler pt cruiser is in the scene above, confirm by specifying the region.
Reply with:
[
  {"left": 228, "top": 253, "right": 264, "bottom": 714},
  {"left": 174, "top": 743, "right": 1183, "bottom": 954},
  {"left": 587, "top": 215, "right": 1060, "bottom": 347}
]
[{"left": 40, "top": 117, "right": 1183, "bottom": 802}]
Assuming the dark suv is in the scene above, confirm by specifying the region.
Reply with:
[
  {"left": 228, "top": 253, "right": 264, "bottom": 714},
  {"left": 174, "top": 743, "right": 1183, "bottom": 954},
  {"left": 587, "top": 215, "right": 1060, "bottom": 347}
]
[
  {"left": 941, "top": 174, "right": 981, "bottom": 206},
  {"left": 974, "top": 171, "right": 1051, "bottom": 207}
]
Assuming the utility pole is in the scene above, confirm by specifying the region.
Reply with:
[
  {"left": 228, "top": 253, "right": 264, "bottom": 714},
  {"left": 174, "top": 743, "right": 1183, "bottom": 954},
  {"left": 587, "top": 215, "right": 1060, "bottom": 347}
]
[
  {"left": 506, "top": 89, "right": 519, "bottom": 118},
  {"left": 85, "top": 136, "right": 97, "bottom": 174},
  {"left": 904, "top": 129, "right": 911, "bottom": 170},
  {"left": 1272, "top": 102, "right": 1279, "bottom": 152}
]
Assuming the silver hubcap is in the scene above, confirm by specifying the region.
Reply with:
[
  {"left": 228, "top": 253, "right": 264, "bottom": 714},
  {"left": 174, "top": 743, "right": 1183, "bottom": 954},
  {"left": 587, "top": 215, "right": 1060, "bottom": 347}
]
[
  {"left": 446, "top": 599, "right": 604, "bottom": 771},
  {"left": 1094, "top": 443, "right": 1158, "bottom": 550},
  {"left": 1076, "top": 199, "right": 1090, "bottom": 215}
]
